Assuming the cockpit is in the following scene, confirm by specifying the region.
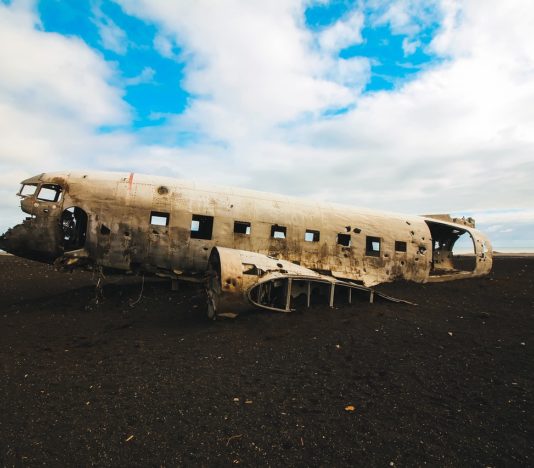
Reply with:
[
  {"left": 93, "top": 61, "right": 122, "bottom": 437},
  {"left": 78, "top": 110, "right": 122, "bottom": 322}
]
[
  {"left": 19, "top": 183, "right": 63, "bottom": 203},
  {"left": 0, "top": 175, "right": 88, "bottom": 263}
]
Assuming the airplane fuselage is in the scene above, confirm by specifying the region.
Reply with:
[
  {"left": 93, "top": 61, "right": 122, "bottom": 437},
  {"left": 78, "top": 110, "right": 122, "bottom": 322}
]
[{"left": 0, "top": 171, "right": 492, "bottom": 288}]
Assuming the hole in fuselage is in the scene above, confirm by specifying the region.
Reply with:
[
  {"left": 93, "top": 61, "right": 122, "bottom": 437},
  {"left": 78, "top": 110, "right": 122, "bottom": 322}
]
[
  {"left": 425, "top": 221, "right": 476, "bottom": 275},
  {"left": 61, "top": 207, "right": 88, "bottom": 251}
]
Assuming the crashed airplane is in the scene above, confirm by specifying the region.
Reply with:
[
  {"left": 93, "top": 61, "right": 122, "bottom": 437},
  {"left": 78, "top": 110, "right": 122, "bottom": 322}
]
[{"left": 0, "top": 171, "right": 492, "bottom": 317}]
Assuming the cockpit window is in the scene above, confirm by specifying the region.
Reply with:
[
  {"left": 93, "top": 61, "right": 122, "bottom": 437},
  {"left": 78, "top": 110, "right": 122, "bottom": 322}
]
[
  {"left": 37, "top": 184, "right": 63, "bottom": 202},
  {"left": 19, "top": 184, "right": 38, "bottom": 197}
]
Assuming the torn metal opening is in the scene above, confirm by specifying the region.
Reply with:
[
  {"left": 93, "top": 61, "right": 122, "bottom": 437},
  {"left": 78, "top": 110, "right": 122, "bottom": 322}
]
[
  {"left": 337, "top": 233, "right": 351, "bottom": 247},
  {"left": 425, "top": 220, "right": 476, "bottom": 276},
  {"left": 61, "top": 207, "right": 88, "bottom": 251}
]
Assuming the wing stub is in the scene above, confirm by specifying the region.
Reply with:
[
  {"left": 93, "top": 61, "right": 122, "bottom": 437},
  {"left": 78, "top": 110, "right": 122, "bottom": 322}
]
[{"left": 206, "top": 247, "right": 415, "bottom": 318}]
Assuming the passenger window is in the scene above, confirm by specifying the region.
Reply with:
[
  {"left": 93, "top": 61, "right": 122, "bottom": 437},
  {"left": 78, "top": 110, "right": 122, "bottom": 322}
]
[
  {"left": 271, "top": 225, "right": 287, "bottom": 239},
  {"left": 150, "top": 211, "right": 170, "bottom": 227},
  {"left": 234, "top": 221, "right": 251, "bottom": 235},
  {"left": 366, "top": 236, "right": 381, "bottom": 256},
  {"left": 395, "top": 241, "right": 407, "bottom": 252},
  {"left": 191, "top": 214, "right": 214, "bottom": 240},
  {"left": 305, "top": 230, "right": 320, "bottom": 242},
  {"left": 37, "top": 184, "right": 62, "bottom": 202},
  {"left": 337, "top": 233, "right": 351, "bottom": 246}
]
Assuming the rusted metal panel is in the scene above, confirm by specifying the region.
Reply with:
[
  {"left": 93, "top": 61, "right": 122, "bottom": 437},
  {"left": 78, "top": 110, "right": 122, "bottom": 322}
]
[{"left": 205, "top": 247, "right": 416, "bottom": 316}]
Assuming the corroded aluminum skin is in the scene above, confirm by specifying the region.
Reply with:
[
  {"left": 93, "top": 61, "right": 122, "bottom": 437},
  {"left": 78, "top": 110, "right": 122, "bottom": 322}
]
[
  {"left": 207, "top": 247, "right": 417, "bottom": 315},
  {"left": 1, "top": 170, "right": 493, "bottom": 294}
]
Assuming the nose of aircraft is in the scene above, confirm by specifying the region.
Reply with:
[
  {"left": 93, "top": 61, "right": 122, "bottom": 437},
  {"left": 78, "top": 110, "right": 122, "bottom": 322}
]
[{"left": 0, "top": 222, "right": 62, "bottom": 263}]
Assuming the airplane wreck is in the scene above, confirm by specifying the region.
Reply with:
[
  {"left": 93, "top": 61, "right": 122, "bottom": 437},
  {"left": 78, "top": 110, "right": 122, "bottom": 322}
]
[{"left": 0, "top": 171, "right": 492, "bottom": 317}]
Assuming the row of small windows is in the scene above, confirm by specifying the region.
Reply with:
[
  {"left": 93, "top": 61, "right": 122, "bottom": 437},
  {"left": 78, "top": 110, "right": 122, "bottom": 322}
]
[{"left": 148, "top": 211, "right": 408, "bottom": 254}]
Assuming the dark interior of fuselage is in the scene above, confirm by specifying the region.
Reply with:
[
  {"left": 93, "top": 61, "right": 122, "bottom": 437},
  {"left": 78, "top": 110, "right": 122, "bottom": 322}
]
[
  {"left": 61, "top": 207, "right": 88, "bottom": 251},
  {"left": 426, "top": 221, "right": 476, "bottom": 275}
]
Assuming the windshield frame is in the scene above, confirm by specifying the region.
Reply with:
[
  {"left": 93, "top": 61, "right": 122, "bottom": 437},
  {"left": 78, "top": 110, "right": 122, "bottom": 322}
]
[{"left": 36, "top": 184, "right": 63, "bottom": 203}]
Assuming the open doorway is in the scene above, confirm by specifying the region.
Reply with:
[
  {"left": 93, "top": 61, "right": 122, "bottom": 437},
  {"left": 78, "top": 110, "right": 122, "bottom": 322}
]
[
  {"left": 61, "top": 207, "right": 88, "bottom": 251},
  {"left": 425, "top": 220, "right": 476, "bottom": 276}
]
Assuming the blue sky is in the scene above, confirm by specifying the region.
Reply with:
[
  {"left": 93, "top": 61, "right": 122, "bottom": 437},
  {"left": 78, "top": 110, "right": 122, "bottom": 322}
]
[
  {"left": 38, "top": 0, "right": 189, "bottom": 130},
  {"left": 35, "top": 0, "right": 440, "bottom": 132},
  {"left": 1, "top": 0, "right": 533, "bottom": 251}
]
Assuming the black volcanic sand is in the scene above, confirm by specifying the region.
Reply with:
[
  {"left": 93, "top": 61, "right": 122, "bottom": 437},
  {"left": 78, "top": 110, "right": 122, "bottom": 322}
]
[{"left": 0, "top": 256, "right": 532, "bottom": 467}]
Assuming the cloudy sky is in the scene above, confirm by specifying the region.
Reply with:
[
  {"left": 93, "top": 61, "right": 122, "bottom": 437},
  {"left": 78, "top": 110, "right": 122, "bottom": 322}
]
[{"left": 1, "top": 0, "right": 533, "bottom": 251}]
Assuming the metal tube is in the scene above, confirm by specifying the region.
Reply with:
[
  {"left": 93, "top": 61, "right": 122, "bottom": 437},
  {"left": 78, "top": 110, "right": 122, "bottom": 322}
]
[
  {"left": 285, "top": 278, "right": 293, "bottom": 311},
  {"left": 329, "top": 284, "right": 335, "bottom": 308}
]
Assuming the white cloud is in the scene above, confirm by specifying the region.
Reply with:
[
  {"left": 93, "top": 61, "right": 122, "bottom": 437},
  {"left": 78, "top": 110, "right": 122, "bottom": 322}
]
[
  {"left": 1, "top": 0, "right": 534, "bottom": 252},
  {"left": 402, "top": 37, "right": 420, "bottom": 55},
  {"left": 118, "top": 0, "right": 367, "bottom": 134},
  {"left": 92, "top": 1, "right": 128, "bottom": 54},
  {"left": 330, "top": 57, "right": 370, "bottom": 88},
  {"left": 125, "top": 67, "right": 156, "bottom": 86},
  {"left": 318, "top": 10, "right": 364, "bottom": 53},
  {"left": 371, "top": 0, "right": 442, "bottom": 36},
  {"left": 466, "top": 210, "right": 534, "bottom": 226},
  {"left": 153, "top": 33, "right": 177, "bottom": 59},
  {"left": 0, "top": 1, "right": 128, "bottom": 127},
  {"left": 272, "top": 0, "right": 534, "bottom": 209},
  {"left": 0, "top": 0, "right": 131, "bottom": 231},
  {"left": 109, "top": 0, "right": 534, "bottom": 219}
]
